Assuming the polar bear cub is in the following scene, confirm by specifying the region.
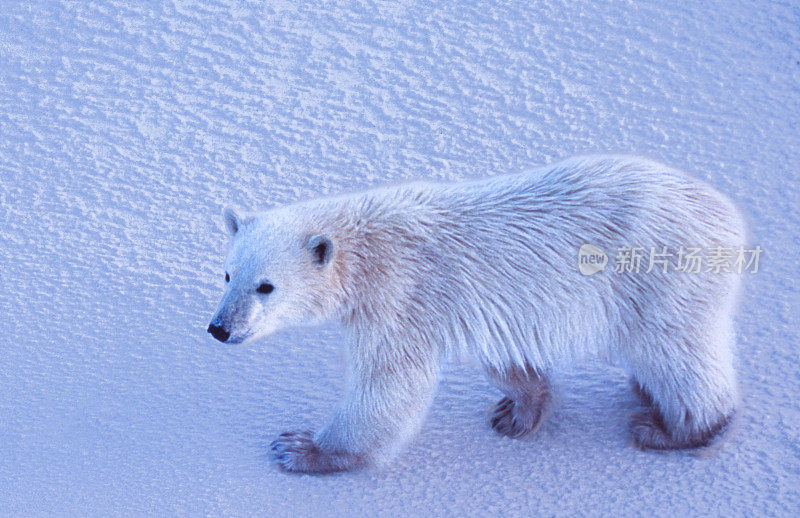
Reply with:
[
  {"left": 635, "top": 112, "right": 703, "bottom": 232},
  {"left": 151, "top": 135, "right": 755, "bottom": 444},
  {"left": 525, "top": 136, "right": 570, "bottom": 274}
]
[{"left": 208, "top": 155, "right": 746, "bottom": 474}]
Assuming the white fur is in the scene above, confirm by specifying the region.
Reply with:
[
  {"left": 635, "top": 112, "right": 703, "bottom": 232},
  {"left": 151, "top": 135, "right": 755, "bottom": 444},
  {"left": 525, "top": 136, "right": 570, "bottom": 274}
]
[{"left": 210, "top": 155, "right": 746, "bottom": 473}]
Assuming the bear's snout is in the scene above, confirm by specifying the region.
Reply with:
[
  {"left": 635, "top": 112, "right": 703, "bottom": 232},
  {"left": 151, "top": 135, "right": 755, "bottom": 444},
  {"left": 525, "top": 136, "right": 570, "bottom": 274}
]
[{"left": 207, "top": 322, "right": 230, "bottom": 343}]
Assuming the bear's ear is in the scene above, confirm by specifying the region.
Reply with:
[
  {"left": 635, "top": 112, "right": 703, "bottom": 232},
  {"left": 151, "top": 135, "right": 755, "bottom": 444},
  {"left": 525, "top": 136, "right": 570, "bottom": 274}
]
[
  {"left": 306, "top": 234, "right": 333, "bottom": 267},
  {"left": 222, "top": 206, "right": 241, "bottom": 235}
]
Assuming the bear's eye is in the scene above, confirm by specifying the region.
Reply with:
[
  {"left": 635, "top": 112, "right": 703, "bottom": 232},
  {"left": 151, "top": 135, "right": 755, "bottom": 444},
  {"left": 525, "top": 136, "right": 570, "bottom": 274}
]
[
  {"left": 256, "top": 282, "right": 274, "bottom": 295},
  {"left": 225, "top": 272, "right": 230, "bottom": 283}
]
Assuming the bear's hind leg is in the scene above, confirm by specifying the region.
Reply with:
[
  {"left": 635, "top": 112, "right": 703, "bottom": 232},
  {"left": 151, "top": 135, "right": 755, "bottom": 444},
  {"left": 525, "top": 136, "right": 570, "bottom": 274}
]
[
  {"left": 486, "top": 365, "right": 551, "bottom": 438},
  {"left": 628, "top": 319, "right": 738, "bottom": 450}
]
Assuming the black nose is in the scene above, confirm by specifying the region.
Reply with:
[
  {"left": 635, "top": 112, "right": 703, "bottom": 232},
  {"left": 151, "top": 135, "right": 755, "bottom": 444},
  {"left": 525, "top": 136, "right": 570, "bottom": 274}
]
[{"left": 207, "top": 322, "right": 230, "bottom": 343}]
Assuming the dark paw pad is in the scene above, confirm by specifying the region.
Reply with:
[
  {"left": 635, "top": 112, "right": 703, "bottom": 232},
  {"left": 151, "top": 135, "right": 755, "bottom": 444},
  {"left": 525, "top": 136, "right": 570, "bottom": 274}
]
[
  {"left": 490, "top": 394, "right": 548, "bottom": 439},
  {"left": 270, "top": 430, "right": 363, "bottom": 474},
  {"left": 269, "top": 430, "right": 322, "bottom": 473},
  {"left": 630, "top": 410, "right": 674, "bottom": 450},
  {"left": 631, "top": 407, "right": 735, "bottom": 450}
]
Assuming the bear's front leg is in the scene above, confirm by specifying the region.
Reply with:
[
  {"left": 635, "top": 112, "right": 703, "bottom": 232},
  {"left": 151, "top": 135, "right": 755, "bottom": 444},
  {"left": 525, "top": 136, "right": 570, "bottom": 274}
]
[{"left": 270, "top": 336, "right": 440, "bottom": 474}]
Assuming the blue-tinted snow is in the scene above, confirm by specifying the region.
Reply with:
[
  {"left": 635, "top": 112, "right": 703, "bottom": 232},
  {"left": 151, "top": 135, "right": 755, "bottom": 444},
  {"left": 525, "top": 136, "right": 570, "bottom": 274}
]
[{"left": 1, "top": 1, "right": 798, "bottom": 515}]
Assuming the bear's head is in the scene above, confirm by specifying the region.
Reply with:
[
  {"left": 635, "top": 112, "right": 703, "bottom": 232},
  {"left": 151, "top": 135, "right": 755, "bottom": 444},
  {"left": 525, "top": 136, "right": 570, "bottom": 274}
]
[{"left": 207, "top": 206, "right": 339, "bottom": 344}]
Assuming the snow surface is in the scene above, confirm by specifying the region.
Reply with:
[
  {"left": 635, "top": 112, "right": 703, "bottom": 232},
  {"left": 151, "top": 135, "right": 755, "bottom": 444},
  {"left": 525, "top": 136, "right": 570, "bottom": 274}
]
[{"left": 1, "top": 0, "right": 799, "bottom": 515}]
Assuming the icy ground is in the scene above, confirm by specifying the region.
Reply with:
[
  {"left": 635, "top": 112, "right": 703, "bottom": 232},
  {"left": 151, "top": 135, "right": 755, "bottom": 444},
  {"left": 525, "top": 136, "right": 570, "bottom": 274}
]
[{"left": 1, "top": 0, "right": 799, "bottom": 515}]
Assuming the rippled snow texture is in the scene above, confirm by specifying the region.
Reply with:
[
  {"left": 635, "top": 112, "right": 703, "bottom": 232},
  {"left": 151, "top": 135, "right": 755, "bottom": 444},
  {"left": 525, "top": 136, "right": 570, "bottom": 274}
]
[{"left": 1, "top": 0, "right": 799, "bottom": 515}]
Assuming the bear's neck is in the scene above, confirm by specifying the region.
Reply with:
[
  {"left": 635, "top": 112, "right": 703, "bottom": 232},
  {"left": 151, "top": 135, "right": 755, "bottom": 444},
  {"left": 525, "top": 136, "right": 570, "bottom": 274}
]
[{"left": 314, "top": 188, "right": 434, "bottom": 331}]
